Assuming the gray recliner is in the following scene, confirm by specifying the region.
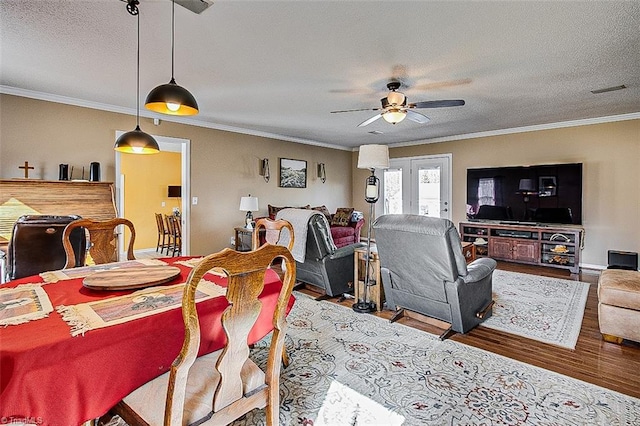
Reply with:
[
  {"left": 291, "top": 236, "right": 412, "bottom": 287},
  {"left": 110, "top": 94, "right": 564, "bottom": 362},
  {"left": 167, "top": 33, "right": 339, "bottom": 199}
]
[
  {"left": 296, "top": 214, "right": 365, "bottom": 298},
  {"left": 373, "top": 214, "right": 496, "bottom": 336}
]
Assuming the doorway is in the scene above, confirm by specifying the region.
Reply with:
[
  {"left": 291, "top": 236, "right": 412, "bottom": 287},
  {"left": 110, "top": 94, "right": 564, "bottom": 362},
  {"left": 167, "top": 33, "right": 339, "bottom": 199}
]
[
  {"left": 380, "top": 154, "right": 452, "bottom": 220},
  {"left": 114, "top": 133, "right": 191, "bottom": 257}
]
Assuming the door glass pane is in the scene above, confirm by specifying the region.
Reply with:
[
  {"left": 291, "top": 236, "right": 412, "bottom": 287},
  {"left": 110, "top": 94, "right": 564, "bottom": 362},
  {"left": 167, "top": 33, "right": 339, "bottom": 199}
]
[
  {"left": 418, "top": 166, "right": 441, "bottom": 217},
  {"left": 383, "top": 168, "right": 402, "bottom": 214}
]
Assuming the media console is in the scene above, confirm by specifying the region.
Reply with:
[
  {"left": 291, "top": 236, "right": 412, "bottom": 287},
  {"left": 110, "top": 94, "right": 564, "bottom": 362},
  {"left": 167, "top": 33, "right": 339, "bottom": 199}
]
[{"left": 459, "top": 221, "right": 584, "bottom": 274}]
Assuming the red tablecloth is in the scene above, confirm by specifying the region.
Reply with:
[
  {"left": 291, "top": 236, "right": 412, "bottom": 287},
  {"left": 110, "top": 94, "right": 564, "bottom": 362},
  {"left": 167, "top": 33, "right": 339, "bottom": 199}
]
[{"left": 0, "top": 257, "right": 294, "bottom": 426}]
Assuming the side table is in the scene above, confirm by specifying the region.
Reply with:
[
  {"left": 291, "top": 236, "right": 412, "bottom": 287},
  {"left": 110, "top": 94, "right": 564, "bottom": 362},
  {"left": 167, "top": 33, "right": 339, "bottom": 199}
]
[
  {"left": 461, "top": 241, "right": 476, "bottom": 264},
  {"left": 354, "top": 246, "right": 384, "bottom": 312},
  {"left": 234, "top": 227, "right": 253, "bottom": 252}
]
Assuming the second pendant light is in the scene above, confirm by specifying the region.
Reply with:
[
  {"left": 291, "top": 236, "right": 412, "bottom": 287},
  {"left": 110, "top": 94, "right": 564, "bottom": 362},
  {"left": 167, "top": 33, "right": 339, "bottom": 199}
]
[{"left": 145, "top": 0, "right": 198, "bottom": 116}]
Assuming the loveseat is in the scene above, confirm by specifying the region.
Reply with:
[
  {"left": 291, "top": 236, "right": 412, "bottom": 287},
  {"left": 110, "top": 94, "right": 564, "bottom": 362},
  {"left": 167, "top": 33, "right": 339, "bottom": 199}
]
[{"left": 267, "top": 204, "right": 364, "bottom": 248}]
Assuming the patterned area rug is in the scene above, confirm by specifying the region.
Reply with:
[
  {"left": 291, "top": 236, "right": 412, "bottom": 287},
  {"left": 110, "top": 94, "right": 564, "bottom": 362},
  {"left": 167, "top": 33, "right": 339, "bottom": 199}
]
[
  {"left": 109, "top": 293, "right": 639, "bottom": 425},
  {"left": 482, "top": 270, "right": 590, "bottom": 349}
]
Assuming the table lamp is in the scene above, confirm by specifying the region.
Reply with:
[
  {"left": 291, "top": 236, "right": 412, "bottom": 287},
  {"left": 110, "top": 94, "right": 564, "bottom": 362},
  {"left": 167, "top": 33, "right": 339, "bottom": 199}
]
[
  {"left": 239, "top": 195, "right": 259, "bottom": 229},
  {"left": 354, "top": 144, "right": 389, "bottom": 313}
]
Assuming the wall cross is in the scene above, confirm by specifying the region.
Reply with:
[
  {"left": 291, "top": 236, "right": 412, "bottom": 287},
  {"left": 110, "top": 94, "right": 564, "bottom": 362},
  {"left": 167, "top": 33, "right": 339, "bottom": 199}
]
[{"left": 18, "top": 161, "right": 35, "bottom": 178}]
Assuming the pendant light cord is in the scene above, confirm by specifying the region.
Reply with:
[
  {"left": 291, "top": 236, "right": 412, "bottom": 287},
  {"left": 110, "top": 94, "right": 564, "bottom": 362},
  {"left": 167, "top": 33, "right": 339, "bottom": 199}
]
[
  {"left": 136, "top": 11, "right": 141, "bottom": 128},
  {"left": 171, "top": 0, "right": 175, "bottom": 80}
]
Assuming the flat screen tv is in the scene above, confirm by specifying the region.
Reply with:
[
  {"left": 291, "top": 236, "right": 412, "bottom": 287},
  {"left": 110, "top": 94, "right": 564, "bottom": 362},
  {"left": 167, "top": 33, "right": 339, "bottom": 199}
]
[{"left": 466, "top": 163, "right": 582, "bottom": 225}]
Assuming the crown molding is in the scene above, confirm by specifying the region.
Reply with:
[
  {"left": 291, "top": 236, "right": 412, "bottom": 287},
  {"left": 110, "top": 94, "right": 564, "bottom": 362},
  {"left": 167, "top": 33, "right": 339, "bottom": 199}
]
[
  {"left": 0, "top": 85, "right": 351, "bottom": 152},
  {"left": 3, "top": 85, "right": 636, "bottom": 154},
  {"left": 387, "top": 112, "right": 640, "bottom": 149}
]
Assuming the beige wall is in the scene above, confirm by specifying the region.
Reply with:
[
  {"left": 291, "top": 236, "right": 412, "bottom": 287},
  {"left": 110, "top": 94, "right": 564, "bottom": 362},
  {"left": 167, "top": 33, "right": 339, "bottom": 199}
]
[
  {"left": 0, "top": 94, "right": 353, "bottom": 255},
  {"left": 352, "top": 119, "right": 640, "bottom": 268},
  {"left": 121, "top": 151, "right": 182, "bottom": 250}
]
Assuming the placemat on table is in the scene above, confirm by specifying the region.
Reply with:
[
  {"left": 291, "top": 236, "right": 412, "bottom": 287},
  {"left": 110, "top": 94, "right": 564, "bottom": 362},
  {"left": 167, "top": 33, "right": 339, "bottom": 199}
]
[
  {"left": 56, "top": 279, "right": 226, "bottom": 336},
  {"left": 173, "top": 257, "right": 226, "bottom": 277},
  {"left": 40, "top": 259, "right": 168, "bottom": 283},
  {"left": 0, "top": 284, "right": 53, "bottom": 326}
]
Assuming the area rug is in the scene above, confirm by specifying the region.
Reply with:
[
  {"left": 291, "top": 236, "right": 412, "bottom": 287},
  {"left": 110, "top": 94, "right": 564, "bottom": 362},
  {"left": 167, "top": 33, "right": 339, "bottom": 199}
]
[
  {"left": 482, "top": 269, "right": 590, "bottom": 349},
  {"left": 245, "top": 294, "right": 638, "bottom": 425},
  {"left": 108, "top": 293, "right": 639, "bottom": 425}
]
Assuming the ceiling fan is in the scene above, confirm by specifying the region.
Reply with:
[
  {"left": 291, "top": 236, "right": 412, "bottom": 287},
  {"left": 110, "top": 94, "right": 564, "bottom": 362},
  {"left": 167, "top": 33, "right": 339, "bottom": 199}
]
[{"left": 331, "top": 81, "right": 465, "bottom": 127}]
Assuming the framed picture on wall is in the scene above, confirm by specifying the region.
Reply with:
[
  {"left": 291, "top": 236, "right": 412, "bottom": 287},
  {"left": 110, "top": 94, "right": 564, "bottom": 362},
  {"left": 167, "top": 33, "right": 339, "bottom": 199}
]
[{"left": 279, "top": 158, "right": 307, "bottom": 188}]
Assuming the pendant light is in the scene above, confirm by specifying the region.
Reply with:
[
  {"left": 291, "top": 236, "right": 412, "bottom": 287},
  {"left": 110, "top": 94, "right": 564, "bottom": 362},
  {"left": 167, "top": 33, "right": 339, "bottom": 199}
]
[
  {"left": 115, "top": 0, "right": 160, "bottom": 154},
  {"left": 145, "top": 0, "right": 199, "bottom": 116}
]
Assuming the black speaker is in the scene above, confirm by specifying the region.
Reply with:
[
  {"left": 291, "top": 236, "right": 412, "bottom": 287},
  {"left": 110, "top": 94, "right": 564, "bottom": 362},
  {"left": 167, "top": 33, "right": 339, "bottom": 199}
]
[
  {"left": 89, "top": 162, "right": 100, "bottom": 182},
  {"left": 607, "top": 250, "right": 638, "bottom": 270},
  {"left": 59, "top": 164, "right": 69, "bottom": 181}
]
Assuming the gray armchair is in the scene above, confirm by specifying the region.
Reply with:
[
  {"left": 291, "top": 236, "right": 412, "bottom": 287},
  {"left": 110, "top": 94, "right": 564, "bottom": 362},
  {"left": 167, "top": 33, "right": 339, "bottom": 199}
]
[
  {"left": 373, "top": 214, "right": 496, "bottom": 337},
  {"left": 296, "top": 214, "right": 365, "bottom": 298}
]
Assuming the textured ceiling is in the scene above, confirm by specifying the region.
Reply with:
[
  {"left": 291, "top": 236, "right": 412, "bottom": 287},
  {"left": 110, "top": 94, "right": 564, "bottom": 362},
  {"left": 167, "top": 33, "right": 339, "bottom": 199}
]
[{"left": 1, "top": 1, "right": 639, "bottom": 150}]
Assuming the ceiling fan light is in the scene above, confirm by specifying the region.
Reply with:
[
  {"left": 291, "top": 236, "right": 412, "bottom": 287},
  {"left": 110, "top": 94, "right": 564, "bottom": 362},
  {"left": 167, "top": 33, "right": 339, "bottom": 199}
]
[
  {"left": 383, "top": 109, "right": 407, "bottom": 124},
  {"left": 386, "top": 91, "right": 405, "bottom": 106},
  {"left": 115, "top": 125, "right": 160, "bottom": 154},
  {"left": 145, "top": 78, "right": 199, "bottom": 116}
]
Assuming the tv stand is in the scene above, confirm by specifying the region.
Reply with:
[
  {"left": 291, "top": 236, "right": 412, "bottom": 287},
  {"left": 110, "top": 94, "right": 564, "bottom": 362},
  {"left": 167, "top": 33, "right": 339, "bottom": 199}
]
[{"left": 459, "top": 221, "right": 584, "bottom": 274}]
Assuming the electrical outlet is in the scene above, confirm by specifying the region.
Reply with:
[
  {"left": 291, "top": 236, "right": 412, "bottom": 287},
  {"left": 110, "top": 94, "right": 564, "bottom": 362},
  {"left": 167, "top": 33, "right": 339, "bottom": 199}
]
[
  {"left": 161, "top": 201, "right": 166, "bottom": 207},
  {"left": 230, "top": 237, "right": 236, "bottom": 246},
  {"left": 192, "top": 196, "right": 198, "bottom": 205}
]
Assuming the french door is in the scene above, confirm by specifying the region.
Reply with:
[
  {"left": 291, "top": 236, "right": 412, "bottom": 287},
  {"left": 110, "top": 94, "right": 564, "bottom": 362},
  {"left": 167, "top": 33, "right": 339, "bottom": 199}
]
[{"left": 380, "top": 154, "right": 452, "bottom": 220}]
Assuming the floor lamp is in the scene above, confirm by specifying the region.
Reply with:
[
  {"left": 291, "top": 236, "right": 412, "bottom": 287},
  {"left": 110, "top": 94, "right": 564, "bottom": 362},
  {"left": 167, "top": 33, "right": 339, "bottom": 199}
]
[{"left": 353, "top": 144, "right": 389, "bottom": 313}]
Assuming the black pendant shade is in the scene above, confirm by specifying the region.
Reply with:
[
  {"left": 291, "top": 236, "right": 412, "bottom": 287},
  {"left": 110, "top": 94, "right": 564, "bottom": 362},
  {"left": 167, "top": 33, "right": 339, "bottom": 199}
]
[
  {"left": 145, "top": 0, "right": 198, "bottom": 116},
  {"left": 115, "top": 125, "right": 160, "bottom": 154},
  {"left": 145, "top": 77, "right": 199, "bottom": 115},
  {"left": 115, "top": 1, "right": 159, "bottom": 155}
]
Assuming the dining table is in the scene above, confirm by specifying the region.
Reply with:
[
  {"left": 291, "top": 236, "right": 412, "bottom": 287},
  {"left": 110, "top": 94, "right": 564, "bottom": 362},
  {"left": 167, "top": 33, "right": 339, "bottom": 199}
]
[{"left": 0, "top": 256, "right": 294, "bottom": 426}]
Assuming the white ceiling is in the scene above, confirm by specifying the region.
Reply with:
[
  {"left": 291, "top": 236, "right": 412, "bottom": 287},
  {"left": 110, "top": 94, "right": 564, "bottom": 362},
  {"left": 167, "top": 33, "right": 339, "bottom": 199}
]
[{"left": 1, "top": 1, "right": 639, "bottom": 150}]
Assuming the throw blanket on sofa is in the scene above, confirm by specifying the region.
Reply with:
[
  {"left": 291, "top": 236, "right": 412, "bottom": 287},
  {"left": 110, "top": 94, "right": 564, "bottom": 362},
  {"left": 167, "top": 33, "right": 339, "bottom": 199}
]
[{"left": 276, "top": 208, "right": 325, "bottom": 263}]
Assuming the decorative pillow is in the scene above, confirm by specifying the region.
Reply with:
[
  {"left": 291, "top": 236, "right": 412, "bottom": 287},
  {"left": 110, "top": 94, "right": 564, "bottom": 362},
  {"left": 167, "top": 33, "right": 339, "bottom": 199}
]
[
  {"left": 268, "top": 205, "right": 289, "bottom": 220},
  {"left": 312, "top": 205, "right": 332, "bottom": 220},
  {"left": 351, "top": 210, "right": 364, "bottom": 222},
  {"left": 331, "top": 207, "right": 354, "bottom": 227}
]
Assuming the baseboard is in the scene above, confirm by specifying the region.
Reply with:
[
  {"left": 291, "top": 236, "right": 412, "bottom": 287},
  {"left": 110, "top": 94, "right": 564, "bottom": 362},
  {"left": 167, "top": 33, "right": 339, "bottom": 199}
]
[{"left": 579, "top": 263, "right": 606, "bottom": 275}]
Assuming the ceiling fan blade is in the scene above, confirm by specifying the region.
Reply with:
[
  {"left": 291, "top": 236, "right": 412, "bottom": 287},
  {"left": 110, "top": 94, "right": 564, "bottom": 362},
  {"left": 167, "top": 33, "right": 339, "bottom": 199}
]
[
  {"left": 406, "top": 110, "right": 430, "bottom": 124},
  {"left": 331, "top": 107, "right": 381, "bottom": 114},
  {"left": 409, "top": 99, "right": 465, "bottom": 109},
  {"left": 412, "top": 78, "right": 472, "bottom": 91},
  {"left": 357, "top": 114, "right": 383, "bottom": 127}
]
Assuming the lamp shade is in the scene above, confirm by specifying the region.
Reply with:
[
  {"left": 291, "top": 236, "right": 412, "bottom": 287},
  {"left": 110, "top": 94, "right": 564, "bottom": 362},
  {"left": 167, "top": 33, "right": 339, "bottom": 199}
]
[
  {"left": 114, "top": 126, "right": 160, "bottom": 154},
  {"left": 518, "top": 178, "right": 537, "bottom": 193},
  {"left": 145, "top": 79, "right": 199, "bottom": 116},
  {"left": 357, "top": 144, "right": 390, "bottom": 170},
  {"left": 239, "top": 196, "right": 259, "bottom": 212}
]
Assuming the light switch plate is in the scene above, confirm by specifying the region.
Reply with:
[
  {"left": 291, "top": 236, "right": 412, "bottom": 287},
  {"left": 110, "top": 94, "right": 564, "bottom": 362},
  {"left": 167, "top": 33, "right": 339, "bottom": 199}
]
[{"left": 192, "top": 197, "right": 198, "bottom": 205}]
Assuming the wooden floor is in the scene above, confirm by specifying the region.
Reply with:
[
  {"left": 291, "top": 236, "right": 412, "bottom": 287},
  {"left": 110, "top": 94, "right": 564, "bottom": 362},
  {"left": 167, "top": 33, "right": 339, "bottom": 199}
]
[{"left": 297, "top": 262, "right": 640, "bottom": 399}]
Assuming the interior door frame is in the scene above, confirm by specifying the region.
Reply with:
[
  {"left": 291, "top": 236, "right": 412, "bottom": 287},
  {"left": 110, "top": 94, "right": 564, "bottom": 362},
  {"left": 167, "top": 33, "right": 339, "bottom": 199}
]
[
  {"left": 380, "top": 153, "right": 452, "bottom": 220},
  {"left": 114, "top": 132, "right": 191, "bottom": 257}
]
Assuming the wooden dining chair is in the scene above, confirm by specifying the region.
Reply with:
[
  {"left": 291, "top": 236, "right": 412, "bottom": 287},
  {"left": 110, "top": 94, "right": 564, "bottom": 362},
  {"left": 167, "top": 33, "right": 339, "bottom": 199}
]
[
  {"left": 170, "top": 215, "right": 182, "bottom": 256},
  {"left": 164, "top": 214, "right": 181, "bottom": 257},
  {"left": 251, "top": 218, "right": 295, "bottom": 251},
  {"left": 62, "top": 218, "right": 136, "bottom": 268},
  {"left": 251, "top": 217, "right": 295, "bottom": 368},
  {"left": 112, "top": 244, "right": 296, "bottom": 426},
  {"left": 155, "top": 213, "right": 170, "bottom": 254}
]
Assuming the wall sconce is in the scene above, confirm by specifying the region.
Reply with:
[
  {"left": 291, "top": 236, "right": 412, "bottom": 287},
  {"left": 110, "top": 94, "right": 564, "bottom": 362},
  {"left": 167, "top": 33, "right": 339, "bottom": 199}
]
[
  {"left": 259, "top": 158, "right": 270, "bottom": 183},
  {"left": 317, "top": 163, "right": 326, "bottom": 183}
]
